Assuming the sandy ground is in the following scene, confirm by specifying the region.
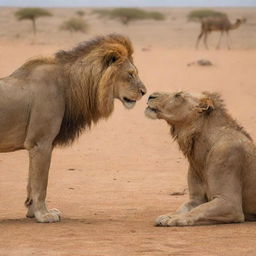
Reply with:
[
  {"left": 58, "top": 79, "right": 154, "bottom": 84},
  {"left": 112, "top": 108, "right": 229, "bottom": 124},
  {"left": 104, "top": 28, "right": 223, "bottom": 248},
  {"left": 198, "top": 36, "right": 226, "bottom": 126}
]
[{"left": 1, "top": 7, "right": 256, "bottom": 256}]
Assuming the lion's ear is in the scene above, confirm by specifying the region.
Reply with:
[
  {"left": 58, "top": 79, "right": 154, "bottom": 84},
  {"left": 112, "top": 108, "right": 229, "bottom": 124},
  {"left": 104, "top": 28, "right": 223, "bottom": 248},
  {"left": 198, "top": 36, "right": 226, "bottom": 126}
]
[
  {"left": 104, "top": 53, "right": 119, "bottom": 67},
  {"left": 197, "top": 97, "right": 214, "bottom": 114}
]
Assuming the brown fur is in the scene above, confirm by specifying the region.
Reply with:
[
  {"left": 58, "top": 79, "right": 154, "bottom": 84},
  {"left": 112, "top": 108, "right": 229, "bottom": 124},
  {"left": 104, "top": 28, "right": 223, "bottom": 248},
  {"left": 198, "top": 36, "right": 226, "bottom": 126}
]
[
  {"left": 196, "top": 16, "right": 246, "bottom": 49},
  {"left": 0, "top": 34, "right": 146, "bottom": 223},
  {"left": 54, "top": 35, "right": 134, "bottom": 146},
  {"left": 171, "top": 92, "right": 252, "bottom": 158},
  {"left": 146, "top": 91, "right": 256, "bottom": 226},
  {"left": 12, "top": 34, "right": 135, "bottom": 147}
]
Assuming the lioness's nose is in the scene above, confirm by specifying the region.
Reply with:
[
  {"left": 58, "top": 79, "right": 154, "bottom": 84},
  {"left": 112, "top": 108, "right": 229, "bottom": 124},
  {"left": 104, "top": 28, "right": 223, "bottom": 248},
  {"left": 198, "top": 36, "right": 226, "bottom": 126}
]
[{"left": 148, "top": 94, "right": 157, "bottom": 101}]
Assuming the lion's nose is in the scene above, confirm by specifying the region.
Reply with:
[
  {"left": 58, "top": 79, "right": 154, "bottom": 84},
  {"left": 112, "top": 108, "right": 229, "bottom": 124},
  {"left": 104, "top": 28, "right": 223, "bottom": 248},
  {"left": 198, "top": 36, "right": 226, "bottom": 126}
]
[
  {"left": 139, "top": 83, "right": 147, "bottom": 96},
  {"left": 140, "top": 88, "right": 146, "bottom": 96}
]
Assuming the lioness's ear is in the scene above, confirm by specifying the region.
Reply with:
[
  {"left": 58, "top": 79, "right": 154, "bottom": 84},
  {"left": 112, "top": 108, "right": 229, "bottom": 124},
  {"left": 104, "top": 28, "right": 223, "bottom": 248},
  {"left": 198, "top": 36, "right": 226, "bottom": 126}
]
[
  {"left": 197, "top": 97, "right": 214, "bottom": 114},
  {"left": 104, "top": 53, "right": 119, "bottom": 67}
]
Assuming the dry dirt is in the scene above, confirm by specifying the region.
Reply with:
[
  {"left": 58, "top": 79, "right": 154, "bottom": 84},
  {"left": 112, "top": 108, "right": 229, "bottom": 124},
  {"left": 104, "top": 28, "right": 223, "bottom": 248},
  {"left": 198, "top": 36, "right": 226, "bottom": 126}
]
[{"left": 0, "top": 7, "right": 256, "bottom": 256}]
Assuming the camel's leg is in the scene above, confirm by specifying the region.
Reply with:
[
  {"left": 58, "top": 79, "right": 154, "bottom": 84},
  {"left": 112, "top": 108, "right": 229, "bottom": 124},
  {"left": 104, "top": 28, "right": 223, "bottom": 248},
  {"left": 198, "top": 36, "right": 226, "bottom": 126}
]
[
  {"left": 196, "top": 31, "right": 204, "bottom": 49},
  {"left": 226, "top": 31, "right": 232, "bottom": 50},
  {"left": 25, "top": 142, "right": 61, "bottom": 223},
  {"left": 216, "top": 31, "right": 224, "bottom": 49},
  {"left": 203, "top": 32, "right": 209, "bottom": 50}
]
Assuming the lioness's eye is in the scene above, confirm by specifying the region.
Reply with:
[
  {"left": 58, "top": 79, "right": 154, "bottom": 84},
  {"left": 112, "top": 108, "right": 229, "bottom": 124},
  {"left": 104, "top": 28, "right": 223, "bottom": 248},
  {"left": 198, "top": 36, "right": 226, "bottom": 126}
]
[
  {"left": 174, "top": 92, "right": 181, "bottom": 98},
  {"left": 128, "top": 72, "right": 134, "bottom": 79}
]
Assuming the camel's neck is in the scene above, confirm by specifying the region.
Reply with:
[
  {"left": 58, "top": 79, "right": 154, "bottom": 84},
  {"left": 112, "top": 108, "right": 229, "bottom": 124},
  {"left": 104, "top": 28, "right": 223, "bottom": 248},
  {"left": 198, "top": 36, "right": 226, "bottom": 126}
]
[{"left": 230, "top": 21, "right": 241, "bottom": 30}]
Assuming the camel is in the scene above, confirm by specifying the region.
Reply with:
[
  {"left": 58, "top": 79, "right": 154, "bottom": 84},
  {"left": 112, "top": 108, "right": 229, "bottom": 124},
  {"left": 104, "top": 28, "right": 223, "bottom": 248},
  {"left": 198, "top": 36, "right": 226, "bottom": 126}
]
[{"left": 196, "top": 16, "right": 246, "bottom": 49}]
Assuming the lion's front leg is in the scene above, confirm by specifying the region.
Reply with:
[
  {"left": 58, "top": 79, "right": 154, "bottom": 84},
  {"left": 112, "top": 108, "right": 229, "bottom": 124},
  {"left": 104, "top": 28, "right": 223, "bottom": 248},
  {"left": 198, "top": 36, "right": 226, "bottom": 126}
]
[
  {"left": 25, "top": 142, "right": 61, "bottom": 223},
  {"left": 25, "top": 179, "right": 34, "bottom": 218}
]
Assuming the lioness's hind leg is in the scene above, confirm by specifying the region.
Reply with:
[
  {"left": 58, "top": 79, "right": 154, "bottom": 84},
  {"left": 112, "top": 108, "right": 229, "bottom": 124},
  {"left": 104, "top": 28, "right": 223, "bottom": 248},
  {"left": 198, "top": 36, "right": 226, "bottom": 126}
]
[{"left": 27, "top": 142, "right": 61, "bottom": 223}]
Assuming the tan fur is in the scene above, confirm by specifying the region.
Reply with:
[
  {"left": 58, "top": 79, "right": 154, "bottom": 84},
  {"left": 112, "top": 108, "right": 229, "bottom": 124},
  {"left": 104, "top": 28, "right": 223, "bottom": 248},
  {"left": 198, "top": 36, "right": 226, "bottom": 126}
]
[
  {"left": 0, "top": 34, "right": 146, "bottom": 223},
  {"left": 146, "top": 91, "right": 256, "bottom": 226},
  {"left": 196, "top": 16, "right": 246, "bottom": 49}
]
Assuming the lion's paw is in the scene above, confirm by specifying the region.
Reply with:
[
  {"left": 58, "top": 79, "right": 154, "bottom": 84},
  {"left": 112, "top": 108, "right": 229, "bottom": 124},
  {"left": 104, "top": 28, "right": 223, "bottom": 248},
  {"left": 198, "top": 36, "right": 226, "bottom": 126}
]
[
  {"left": 48, "top": 208, "right": 61, "bottom": 217},
  {"left": 26, "top": 207, "right": 35, "bottom": 218},
  {"left": 35, "top": 209, "right": 61, "bottom": 223}
]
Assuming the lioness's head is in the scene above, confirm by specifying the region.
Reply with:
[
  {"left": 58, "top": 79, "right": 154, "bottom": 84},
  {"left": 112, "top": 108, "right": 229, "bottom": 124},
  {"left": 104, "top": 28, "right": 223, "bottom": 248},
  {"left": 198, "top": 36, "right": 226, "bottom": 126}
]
[{"left": 145, "top": 91, "right": 214, "bottom": 124}]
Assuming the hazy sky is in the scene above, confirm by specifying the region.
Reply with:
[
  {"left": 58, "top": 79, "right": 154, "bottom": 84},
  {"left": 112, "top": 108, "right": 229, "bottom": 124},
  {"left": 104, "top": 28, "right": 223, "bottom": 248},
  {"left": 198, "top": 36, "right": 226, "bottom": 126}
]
[{"left": 0, "top": 0, "right": 256, "bottom": 7}]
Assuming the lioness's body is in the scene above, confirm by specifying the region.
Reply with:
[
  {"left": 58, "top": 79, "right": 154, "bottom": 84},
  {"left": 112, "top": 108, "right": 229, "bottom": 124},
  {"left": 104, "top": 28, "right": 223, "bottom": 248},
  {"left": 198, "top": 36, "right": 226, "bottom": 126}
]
[
  {"left": 0, "top": 34, "right": 146, "bottom": 223},
  {"left": 146, "top": 91, "right": 256, "bottom": 226},
  {"left": 185, "top": 118, "right": 256, "bottom": 220}
]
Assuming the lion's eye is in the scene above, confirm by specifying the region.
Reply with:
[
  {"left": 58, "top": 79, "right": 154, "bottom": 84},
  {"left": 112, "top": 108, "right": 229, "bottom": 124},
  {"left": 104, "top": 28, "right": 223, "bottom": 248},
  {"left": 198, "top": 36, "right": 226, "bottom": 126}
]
[
  {"left": 111, "top": 56, "right": 117, "bottom": 63},
  {"left": 107, "top": 55, "right": 118, "bottom": 66}
]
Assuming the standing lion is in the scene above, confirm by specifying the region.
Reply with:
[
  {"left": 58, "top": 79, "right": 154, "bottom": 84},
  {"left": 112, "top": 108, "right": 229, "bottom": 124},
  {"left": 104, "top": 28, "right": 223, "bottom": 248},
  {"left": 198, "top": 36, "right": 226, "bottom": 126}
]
[
  {"left": 145, "top": 91, "right": 256, "bottom": 226},
  {"left": 0, "top": 34, "right": 146, "bottom": 223}
]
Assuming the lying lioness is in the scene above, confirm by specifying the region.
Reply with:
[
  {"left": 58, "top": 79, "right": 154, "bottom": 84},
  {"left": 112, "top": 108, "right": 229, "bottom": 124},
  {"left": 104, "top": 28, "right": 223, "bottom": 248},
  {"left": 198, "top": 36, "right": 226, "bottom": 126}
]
[{"left": 145, "top": 91, "right": 256, "bottom": 226}]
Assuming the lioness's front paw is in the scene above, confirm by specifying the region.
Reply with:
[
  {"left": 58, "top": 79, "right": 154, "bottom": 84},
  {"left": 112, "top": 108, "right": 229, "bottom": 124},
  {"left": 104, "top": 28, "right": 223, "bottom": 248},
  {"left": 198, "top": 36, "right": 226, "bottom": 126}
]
[
  {"left": 35, "top": 209, "right": 61, "bottom": 223},
  {"left": 155, "top": 214, "right": 172, "bottom": 226},
  {"left": 156, "top": 213, "right": 191, "bottom": 227}
]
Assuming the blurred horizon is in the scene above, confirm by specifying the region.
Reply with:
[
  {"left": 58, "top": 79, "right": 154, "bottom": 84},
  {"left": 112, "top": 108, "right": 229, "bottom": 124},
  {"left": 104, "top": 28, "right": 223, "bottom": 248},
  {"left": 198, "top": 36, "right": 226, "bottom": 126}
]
[{"left": 0, "top": 0, "right": 256, "bottom": 7}]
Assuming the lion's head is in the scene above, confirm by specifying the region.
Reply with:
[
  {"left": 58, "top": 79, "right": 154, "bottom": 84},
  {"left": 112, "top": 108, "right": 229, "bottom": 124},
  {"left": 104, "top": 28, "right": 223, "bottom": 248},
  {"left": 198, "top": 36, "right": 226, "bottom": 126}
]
[
  {"left": 54, "top": 34, "right": 146, "bottom": 146},
  {"left": 13, "top": 34, "right": 146, "bottom": 146},
  {"left": 55, "top": 34, "right": 146, "bottom": 116},
  {"left": 145, "top": 91, "right": 214, "bottom": 124}
]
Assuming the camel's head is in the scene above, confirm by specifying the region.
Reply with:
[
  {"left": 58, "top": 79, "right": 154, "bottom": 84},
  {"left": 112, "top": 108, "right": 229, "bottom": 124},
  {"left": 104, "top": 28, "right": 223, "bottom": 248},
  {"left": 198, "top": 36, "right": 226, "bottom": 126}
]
[{"left": 236, "top": 17, "right": 246, "bottom": 24}]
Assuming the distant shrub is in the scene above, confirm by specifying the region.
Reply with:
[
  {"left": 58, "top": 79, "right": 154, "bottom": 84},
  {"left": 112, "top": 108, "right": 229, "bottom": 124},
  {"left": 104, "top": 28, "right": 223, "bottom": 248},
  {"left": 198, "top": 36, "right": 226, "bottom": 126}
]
[
  {"left": 60, "top": 17, "right": 89, "bottom": 33},
  {"left": 76, "top": 10, "right": 85, "bottom": 17},
  {"left": 110, "top": 8, "right": 148, "bottom": 24},
  {"left": 92, "top": 9, "right": 111, "bottom": 17},
  {"left": 188, "top": 9, "right": 227, "bottom": 21},
  {"left": 147, "top": 11, "right": 165, "bottom": 21},
  {"left": 93, "top": 8, "right": 165, "bottom": 25},
  {"left": 15, "top": 8, "right": 52, "bottom": 35}
]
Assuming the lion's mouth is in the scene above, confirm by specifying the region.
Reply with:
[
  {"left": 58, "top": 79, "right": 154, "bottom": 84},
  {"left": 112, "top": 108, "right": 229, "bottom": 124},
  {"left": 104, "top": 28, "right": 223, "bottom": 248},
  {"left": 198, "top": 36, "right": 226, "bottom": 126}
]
[
  {"left": 124, "top": 97, "right": 136, "bottom": 104},
  {"left": 122, "top": 97, "right": 136, "bottom": 109}
]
